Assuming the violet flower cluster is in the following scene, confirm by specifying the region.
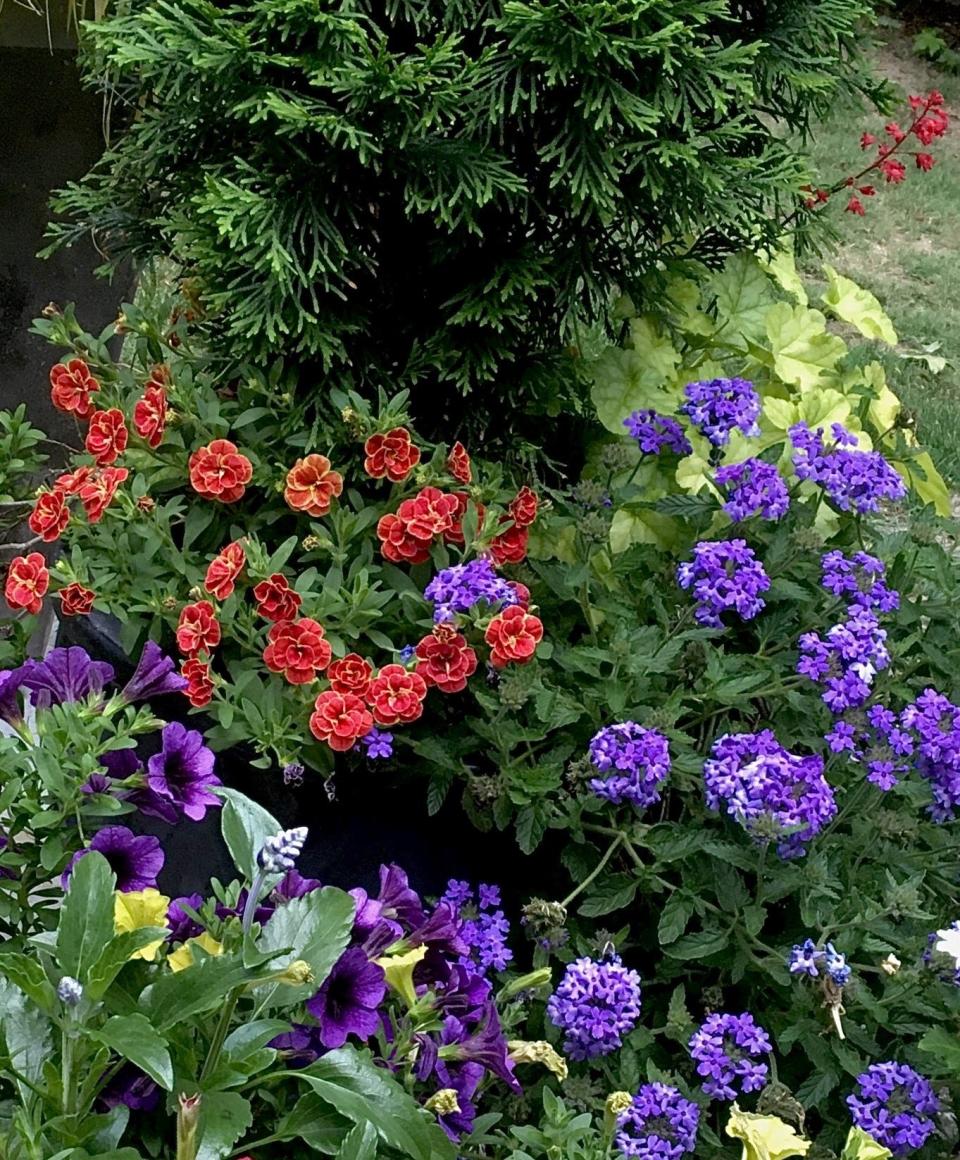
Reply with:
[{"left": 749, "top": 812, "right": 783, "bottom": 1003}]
[
  {"left": 826, "top": 704, "right": 914, "bottom": 791},
  {"left": 587, "top": 722, "right": 671, "bottom": 809},
  {"left": 546, "top": 953, "right": 642, "bottom": 1060},
  {"left": 441, "top": 880, "right": 513, "bottom": 976},
  {"left": 360, "top": 727, "right": 394, "bottom": 759},
  {"left": 788, "top": 939, "right": 851, "bottom": 985},
  {"left": 623, "top": 409, "right": 692, "bottom": 457},
  {"left": 615, "top": 1082, "right": 700, "bottom": 1159},
  {"left": 703, "top": 730, "right": 836, "bottom": 858},
  {"left": 688, "top": 1011, "right": 771, "bottom": 1100},
  {"left": 790, "top": 422, "right": 907, "bottom": 514},
  {"left": 846, "top": 1062, "right": 939, "bottom": 1155},
  {"left": 901, "top": 688, "right": 960, "bottom": 821},
  {"left": 424, "top": 559, "right": 519, "bottom": 623},
  {"left": 676, "top": 539, "right": 770, "bottom": 628},
  {"left": 797, "top": 608, "right": 890, "bottom": 713},
  {"left": 679, "top": 377, "right": 761, "bottom": 446},
  {"left": 821, "top": 550, "right": 900, "bottom": 613},
  {"left": 714, "top": 457, "right": 789, "bottom": 522}
]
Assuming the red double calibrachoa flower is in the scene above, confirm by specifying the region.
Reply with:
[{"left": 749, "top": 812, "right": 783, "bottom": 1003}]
[
  {"left": 77, "top": 467, "right": 128, "bottom": 524},
  {"left": 364, "top": 427, "right": 421, "bottom": 483},
  {"left": 263, "top": 618, "right": 332, "bottom": 685},
  {"left": 49, "top": 359, "right": 99, "bottom": 419},
  {"left": 309, "top": 690, "right": 374, "bottom": 751},
  {"left": 189, "top": 439, "right": 253, "bottom": 503},
  {"left": 133, "top": 384, "right": 167, "bottom": 449},
  {"left": 508, "top": 486, "right": 539, "bottom": 528},
  {"left": 489, "top": 523, "right": 529, "bottom": 566},
  {"left": 415, "top": 624, "right": 478, "bottom": 694},
  {"left": 181, "top": 658, "right": 215, "bottom": 707},
  {"left": 485, "top": 605, "right": 543, "bottom": 668},
  {"left": 376, "top": 487, "right": 460, "bottom": 564},
  {"left": 443, "top": 492, "right": 485, "bottom": 547},
  {"left": 367, "top": 663, "right": 428, "bottom": 726},
  {"left": 58, "top": 582, "right": 96, "bottom": 617},
  {"left": 327, "top": 653, "right": 374, "bottom": 699},
  {"left": 28, "top": 490, "right": 69, "bottom": 542},
  {"left": 284, "top": 455, "right": 344, "bottom": 518},
  {"left": 5, "top": 553, "right": 49, "bottom": 614},
  {"left": 446, "top": 441, "right": 472, "bottom": 484},
  {"left": 85, "top": 409, "right": 129, "bottom": 466},
  {"left": 204, "top": 541, "right": 246, "bottom": 601},
  {"left": 253, "top": 573, "right": 302, "bottom": 622},
  {"left": 176, "top": 601, "right": 221, "bottom": 657}
]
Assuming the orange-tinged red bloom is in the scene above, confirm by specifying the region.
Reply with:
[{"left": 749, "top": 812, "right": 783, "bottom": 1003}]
[
  {"left": 363, "top": 427, "right": 421, "bottom": 483},
  {"left": 309, "top": 690, "right": 374, "bottom": 751},
  {"left": 5, "top": 553, "right": 49, "bottom": 615},
  {"left": 367, "top": 663, "right": 428, "bottom": 726},
  {"left": 446, "top": 441, "right": 472, "bottom": 484},
  {"left": 78, "top": 467, "right": 128, "bottom": 524},
  {"left": 54, "top": 466, "right": 93, "bottom": 496},
  {"left": 509, "top": 486, "right": 539, "bottom": 528},
  {"left": 181, "top": 658, "right": 215, "bottom": 707},
  {"left": 263, "top": 618, "right": 331, "bottom": 685},
  {"left": 485, "top": 605, "right": 543, "bottom": 668},
  {"left": 133, "top": 384, "right": 167, "bottom": 449},
  {"left": 85, "top": 408, "right": 129, "bottom": 466},
  {"left": 253, "top": 573, "right": 302, "bottom": 622},
  {"left": 327, "top": 653, "right": 374, "bottom": 699},
  {"left": 284, "top": 454, "right": 343, "bottom": 518},
  {"left": 204, "top": 541, "right": 246, "bottom": 601},
  {"left": 49, "top": 359, "right": 99, "bottom": 419},
  {"left": 376, "top": 487, "right": 460, "bottom": 564},
  {"left": 189, "top": 439, "right": 253, "bottom": 503},
  {"left": 489, "top": 523, "right": 529, "bottom": 566},
  {"left": 28, "top": 490, "right": 69, "bottom": 542},
  {"left": 443, "top": 492, "right": 485, "bottom": 547},
  {"left": 176, "top": 601, "right": 221, "bottom": 657},
  {"left": 415, "top": 624, "right": 478, "bottom": 694},
  {"left": 58, "top": 582, "right": 96, "bottom": 617}
]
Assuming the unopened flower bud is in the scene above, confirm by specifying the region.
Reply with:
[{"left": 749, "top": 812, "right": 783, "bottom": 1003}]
[
  {"left": 277, "top": 959, "right": 314, "bottom": 987},
  {"left": 114, "top": 313, "right": 131, "bottom": 335},
  {"left": 161, "top": 596, "right": 178, "bottom": 611},
  {"left": 507, "top": 1039, "right": 568, "bottom": 1081},
  {"left": 41, "top": 302, "right": 62, "bottom": 319},
  {"left": 57, "top": 976, "right": 83, "bottom": 1006},
  {"left": 604, "top": 1091, "right": 633, "bottom": 1128},
  {"left": 378, "top": 945, "right": 428, "bottom": 1008},
  {"left": 282, "top": 761, "right": 304, "bottom": 786},
  {"left": 425, "top": 1089, "right": 461, "bottom": 1116},
  {"left": 302, "top": 535, "right": 326, "bottom": 551},
  {"left": 881, "top": 953, "right": 901, "bottom": 976},
  {"left": 177, "top": 1093, "right": 201, "bottom": 1158},
  {"left": 136, "top": 495, "right": 156, "bottom": 513},
  {"left": 499, "top": 967, "right": 552, "bottom": 1001}
]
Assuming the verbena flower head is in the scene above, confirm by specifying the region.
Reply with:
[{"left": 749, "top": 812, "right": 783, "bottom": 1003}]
[
  {"left": 846, "top": 1062, "right": 939, "bottom": 1155},
  {"left": 789, "top": 422, "right": 907, "bottom": 513},
  {"left": 689, "top": 1012, "right": 770, "bottom": 1100},
  {"left": 360, "top": 727, "right": 394, "bottom": 760},
  {"left": 258, "top": 826, "right": 308, "bottom": 874},
  {"left": 821, "top": 550, "right": 900, "bottom": 612},
  {"left": 588, "top": 723, "right": 671, "bottom": 809},
  {"left": 825, "top": 704, "right": 914, "bottom": 791},
  {"left": 121, "top": 640, "right": 188, "bottom": 702},
  {"left": 797, "top": 608, "right": 890, "bottom": 713},
  {"left": 901, "top": 688, "right": 960, "bottom": 821},
  {"left": 615, "top": 1082, "right": 700, "bottom": 1159},
  {"left": 63, "top": 825, "right": 164, "bottom": 893},
  {"left": 19, "top": 647, "right": 114, "bottom": 709},
  {"left": 703, "top": 730, "right": 836, "bottom": 858},
  {"left": 679, "top": 378, "right": 761, "bottom": 446},
  {"left": 714, "top": 458, "right": 789, "bottom": 522},
  {"left": 141, "top": 722, "right": 220, "bottom": 822},
  {"left": 440, "top": 880, "right": 513, "bottom": 976},
  {"left": 676, "top": 540, "right": 770, "bottom": 628},
  {"left": 424, "top": 559, "right": 519, "bottom": 624},
  {"left": 623, "top": 410, "right": 692, "bottom": 457},
  {"left": 788, "top": 938, "right": 823, "bottom": 978},
  {"left": 546, "top": 953, "right": 642, "bottom": 1061}
]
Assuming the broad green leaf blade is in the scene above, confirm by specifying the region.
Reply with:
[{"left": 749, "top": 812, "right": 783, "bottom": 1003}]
[
  {"left": 87, "top": 928, "right": 171, "bottom": 1000},
  {"left": 0, "top": 951, "right": 57, "bottom": 1012},
  {"left": 822, "top": 265, "right": 897, "bottom": 345},
  {"left": 217, "top": 788, "right": 282, "bottom": 882},
  {"left": 257, "top": 887, "right": 355, "bottom": 999},
  {"left": 765, "top": 302, "right": 845, "bottom": 391},
  {"left": 917, "top": 1025, "right": 960, "bottom": 1074},
  {"left": 0, "top": 978, "right": 53, "bottom": 1090},
  {"left": 840, "top": 1126, "right": 893, "bottom": 1160},
  {"left": 93, "top": 1013, "right": 174, "bottom": 1091},
  {"left": 57, "top": 851, "right": 117, "bottom": 981},
  {"left": 339, "top": 1121, "right": 378, "bottom": 1160},
  {"left": 712, "top": 252, "right": 777, "bottom": 342},
  {"left": 196, "top": 1091, "right": 253, "bottom": 1160},
  {"left": 276, "top": 1093, "right": 352, "bottom": 1153},
  {"left": 589, "top": 317, "right": 680, "bottom": 433},
  {"left": 141, "top": 954, "right": 256, "bottom": 1030}
]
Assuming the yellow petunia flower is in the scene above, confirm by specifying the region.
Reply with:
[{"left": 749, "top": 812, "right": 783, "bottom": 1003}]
[
  {"left": 168, "top": 932, "right": 223, "bottom": 973},
  {"left": 725, "top": 1105, "right": 811, "bottom": 1160},
  {"left": 840, "top": 1127, "right": 892, "bottom": 1160},
  {"left": 114, "top": 889, "right": 171, "bottom": 962},
  {"left": 376, "top": 945, "right": 427, "bottom": 1008}
]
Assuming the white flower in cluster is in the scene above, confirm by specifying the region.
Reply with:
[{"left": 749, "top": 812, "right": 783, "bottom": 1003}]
[
  {"left": 258, "top": 826, "right": 308, "bottom": 874},
  {"left": 935, "top": 926, "right": 960, "bottom": 968}
]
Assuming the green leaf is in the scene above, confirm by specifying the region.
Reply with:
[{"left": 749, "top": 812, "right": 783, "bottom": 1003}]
[
  {"left": 276, "top": 1093, "right": 353, "bottom": 1152},
  {"left": 0, "top": 978, "right": 52, "bottom": 1088},
  {"left": 196, "top": 1092, "right": 253, "bottom": 1160},
  {"left": 298, "top": 1047, "right": 456, "bottom": 1160},
  {"left": 338, "top": 1122, "right": 378, "bottom": 1160},
  {"left": 590, "top": 317, "right": 680, "bottom": 433},
  {"left": 759, "top": 244, "right": 808, "bottom": 306},
  {"left": 661, "top": 928, "right": 729, "bottom": 960},
  {"left": 917, "top": 1025, "right": 960, "bottom": 1075},
  {"left": 0, "top": 951, "right": 56, "bottom": 1012},
  {"left": 218, "top": 788, "right": 282, "bottom": 882},
  {"left": 93, "top": 1014, "right": 173, "bottom": 1091},
  {"left": 57, "top": 851, "right": 117, "bottom": 981},
  {"left": 142, "top": 954, "right": 255, "bottom": 1030},
  {"left": 578, "top": 874, "right": 638, "bottom": 918},
  {"left": 257, "top": 887, "right": 355, "bottom": 993},
  {"left": 822, "top": 266, "right": 897, "bottom": 345},
  {"left": 840, "top": 1126, "right": 893, "bottom": 1160},
  {"left": 657, "top": 893, "right": 694, "bottom": 945},
  {"left": 712, "top": 252, "right": 776, "bottom": 341},
  {"left": 86, "top": 928, "right": 171, "bottom": 1000},
  {"left": 515, "top": 806, "right": 548, "bottom": 855},
  {"left": 765, "top": 302, "right": 846, "bottom": 390}
]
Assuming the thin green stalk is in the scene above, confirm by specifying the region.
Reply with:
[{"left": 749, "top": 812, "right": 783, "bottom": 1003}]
[
  {"left": 199, "top": 991, "right": 239, "bottom": 1084},
  {"left": 560, "top": 834, "right": 622, "bottom": 910}
]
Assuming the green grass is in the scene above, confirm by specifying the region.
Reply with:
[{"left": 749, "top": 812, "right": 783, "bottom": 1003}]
[{"left": 804, "top": 30, "right": 960, "bottom": 486}]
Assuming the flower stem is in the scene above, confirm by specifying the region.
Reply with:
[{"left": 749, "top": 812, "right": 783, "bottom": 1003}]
[
  {"left": 560, "top": 834, "right": 622, "bottom": 910},
  {"left": 199, "top": 990, "right": 239, "bottom": 1085}
]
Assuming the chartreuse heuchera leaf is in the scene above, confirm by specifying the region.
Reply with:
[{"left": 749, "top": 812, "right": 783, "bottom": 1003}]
[{"left": 822, "top": 265, "right": 898, "bottom": 345}]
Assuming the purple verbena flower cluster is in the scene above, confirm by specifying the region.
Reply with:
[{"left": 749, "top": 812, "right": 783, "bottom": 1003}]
[
  {"left": 704, "top": 730, "right": 836, "bottom": 858},
  {"left": 623, "top": 410, "right": 692, "bottom": 457},
  {"left": 546, "top": 953, "right": 642, "bottom": 1060},
  {"left": 821, "top": 550, "right": 900, "bottom": 613},
  {"left": 714, "top": 458, "right": 789, "bottom": 522},
  {"left": 846, "top": 1062, "right": 939, "bottom": 1155},
  {"left": 587, "top": 722, "right": 671, "bottom": 809},
  {"left": 790, "top": 422, "right": 907, "bottom": 514},
  {"left": 826, "top": 704, "right": 914, "bottom": 791},
  {"left": 360, "top": 727, "right": 394, "bottom": 759},
  {"left": 441, "top": 880, "right": 513, "bottom": 976},
  {"left": 424, "top": 559, "right": 519, "bottom": 624},
  {"left": 901, "top": 688, "right": 960, "bottom": 821},
  {"left": 615, "top": 1083, "right": 700, "bottom": 1159},
  {"left": 688, "top": 1012, "right": 771, "bottom": 1100},
  {"left": 676, "top": 540, "right": 770, "bottom": 628},
  {"left": 797, "top": 609, "right": 890, "bottom": 713},
  {"left": 679, "top": 378, "right": 761, "bottom": 446}
]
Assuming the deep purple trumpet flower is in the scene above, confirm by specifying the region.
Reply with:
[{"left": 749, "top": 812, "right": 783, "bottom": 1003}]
[
  {"left": 19, "top": 647, "right": 114, "bottom": 708},
  {"left": 121, "top": 640, "right": 188, "bottom": 702},
  {"left": 306, "top": 946, "right": 387, "bottom": 1049},
  {"left": 141, "top": 722, "right": 220, "bottom": 822},
  {"left": 98, "top": 1063, "right": 161, "bottom": 1112},
  {"left": 63, "top": 825, "right": 164, "bottom": 893},
  {"left": 0, "top": 669, "right": 24, "bottom": 726},
  {"left": 167, "top": 894, "right": 205, "bottom": 943},
  {"left": 439, "top": 1003, "right": 521, "bottom": 1092}
]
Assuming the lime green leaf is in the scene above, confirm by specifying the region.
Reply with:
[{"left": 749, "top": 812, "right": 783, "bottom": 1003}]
[
  {"left": 675, "top": 453, "right": 719, "bottom": 497},
  {"left": 664, "top": 275, "right": 714, "bottom": 336},
  {"left": 0, "top": 952, "right": 56, "bottom": 1013},
  {"left": 840, "top": 1126, "right": 893, "bottom": 1160},
  {"left": 93, "top": 1014, "right": 173, "bottom": 1091},
  {"left": 763, "top": 397, "right": 798, "bottom": 432},
  {"left": 759, "top": 244, "right": 808, "bottom": 305},
  {"left": 822, "top": 266, "right": 898, "bottom": 345},
  {"left": 712, "top": 253, "right": 776, "bottom": 342},
  {"left": 589, "top": 318, "right": 680, "bottom": 433},
  {"left": 725, "top": 1105, "right": 811, "bottom": 1160},
  {"left": 609, "top": 508, "right": 678, "bottom": 553},
  {"left": 794, "top": 388, "right": 851, "bottom": 432},
  {"left": 897, "top": 451, "right": 951, "bottom": 516},
  {"left": 766, "top": 303, "right": 846, "bottom": 390},
  {"left": 57, "top": 851, "right": 116, "bottom": 982}
]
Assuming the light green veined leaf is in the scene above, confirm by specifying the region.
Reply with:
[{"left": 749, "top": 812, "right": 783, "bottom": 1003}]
[
  {"left": 765, "top": 303, "right": 846, "bottom": 390},
  {"left": 822, "top": 265, "right": 898, "bottom": 345}
]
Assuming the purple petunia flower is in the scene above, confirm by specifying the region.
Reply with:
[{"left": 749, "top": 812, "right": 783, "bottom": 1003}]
[
  {"left": 797, "top": 609, "right": 890, "bottom": 714},
  {"left": 679, "top": 378, "right": 761, "bottom": 446},
  {"left": 440, "top": 880, "right": 513, "bottom": 976},
  {"left": 790, "top": 423, "right": 906, "bottom": 514},
  {"left": 433, "top": 1060, "right": 484, "bottom": 1141},
  {"left": 167, "top": 894, "right": 205, "bottom": 943},
  {"left": 98, "top": 1063, "right": 161, "bottom": 1112},
  {"left": 546, "top": 953, "right": 642, "bottom": 1061},
  {"left": 273, "top": 869, "right": 323, "bottom": 902},
  {"left": 121, "top": 640, "right": 188, "bottom": 702},
  {"left": 63, "top": 825, "right": 164, "bottom": 893},
  {"left": 360, "top": 728, "right": 394, "bottom": 760},
  {"left": 846, "top": 1062, "right": 939, "bottom": 1155},
  {"left": 377, "top": 863, "right": 426, "bottom": 929},
  {"left": 901, "top": 688, "right": 960, "bottom": 821},
  {"left": 825, "top": 704, "right": 914, "bottom": 791},
  {"left": 424, "top": 560, "right": 519, "bottom": 624},
  {"left": 268, "top": 1023, "right": 327, "bottom": 1068},
  {"left": 306, "top": 946, "right": 386, "bottom": 1049},
  {"left": 439, "top": 1002, "right": 521, "bottom": 1092},
  {"left": 676, "top": 540, "right": 770, "bottom": 628},
  {"left": 623, "top": 410, "right": 692, "bottom": 457},
  {"left": 588, "top": 722, "right": 671, "bottom": 809},
  {"left": 821, "top": 550, "right": 900, "bottom": 613},
  {"left": 19, "top": 647, "right": 114, "bottom": 709},
  {"left": 141, "top": 722, "right": 221, "bottom": 823},
  {"left": 615, "top": 1083, "right": 700, "bottom": 1159},
  {"left": 714, "top": 458, "right": 789, "bottom": 522},
  {"left": 689, "top": 1012, "right": 770, "bottom": 1101},
  {"left": 0, "top": 669, "right": 24, "bottom": 726}
]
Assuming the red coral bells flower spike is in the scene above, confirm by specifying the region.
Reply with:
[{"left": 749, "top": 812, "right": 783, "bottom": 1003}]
[
  {"left": 284, "top": 454, "right": 344, "bottom": 518},
  {"left": 414, "top": 624, "right": 478, "bottom": 694},
  {"left": 181, "top": 658, "right": 215, "bottom": 707},
  {"left": 49, "top": 359, "right": 100, "bottom": 419},
  {"left": 879, "top": 158, "right": 906, "bottom": 184},
  {"left": 508, "top": 486, "right": 540, "bottom": 528},
  {"left": 176, "top": 601, "right": 222, "bottom": 657},
  {"left": 253, "top": 573, "right": 302, "bottom": 622},
  {"left": 188, "top": 439, "right": 253, "bottom": 503},
  {"left": 309, "top": 689, "right": 374, "bottom": 751},
  {"left": 489, "top": 523, "right": 529, "bottom": 566},
  {"left": 57, "top": 582, "right": 96, "bottom": 617},
  {"left": 77, "top": 467, "right": 128, "bottom": 524},
  {"left": 485, "top": 605, "right": 543, "bottom": 668},
  {"left": 5, "top": 553, "right": 49, "bottom": 614},
  {"left": 845, "top": 196, "right": 866, "bottom": 216},
  {"left": 367, "top": 663, "right": 428, "bottom": 725},
  {"left": 376, "top": 487, "right": 460, "bottom": 564},
  {"left": 363, "top": 427, "right": 421, "bottom": 483},
  {"left": 327, "top": 653, "right": 374, "bottom": 699},
  {"left": 28, "top": 490, "right": 69, "bottom": 542},
  {"left": 915, "top": 152, "right": 935, "bottom": 171},
  {"left": 263, "top": 618, "right": 332, "bottom": 684},
  {"left": 133, "top": 384, "right": 168, "bottom": 449},
  {"left": 860, "top": 132, "right": 876, "bottom": 149},
  {"left": 446, "top": 441, "right": 472, "bottom": 484},
  {"left": 85, "top": 409, "right": 129, "bottom": 466},
  {"left": 204, "top": 541, "right": 246, "bottom": 601}
]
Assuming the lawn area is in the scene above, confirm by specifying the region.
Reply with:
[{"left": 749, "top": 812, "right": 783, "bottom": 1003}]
[{"left": 806, "top": 28, "right": 960, "bottom": 485}]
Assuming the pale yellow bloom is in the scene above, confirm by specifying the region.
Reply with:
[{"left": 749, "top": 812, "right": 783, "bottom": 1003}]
[
  {"left": 168, "top": 932, "right": 223, "bottom": 973},
  {"left": 725, "top": 1105, "right": 811, "bottom": 1160},
  {"left": 114, "top": 889, "right": 170, "bottom": 962},
  {"left": 840, "top": 1127, "right": 892, "bottom": 1160},
  {"left": 376, "top": 945, "right": 427, "bottom": 1007},
  {"left": 425, "top": 1089, "right": 461, "bottom": 1116},
  {"left": 507, "top": 1040, "right": 568, "bottom": 1081}
]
